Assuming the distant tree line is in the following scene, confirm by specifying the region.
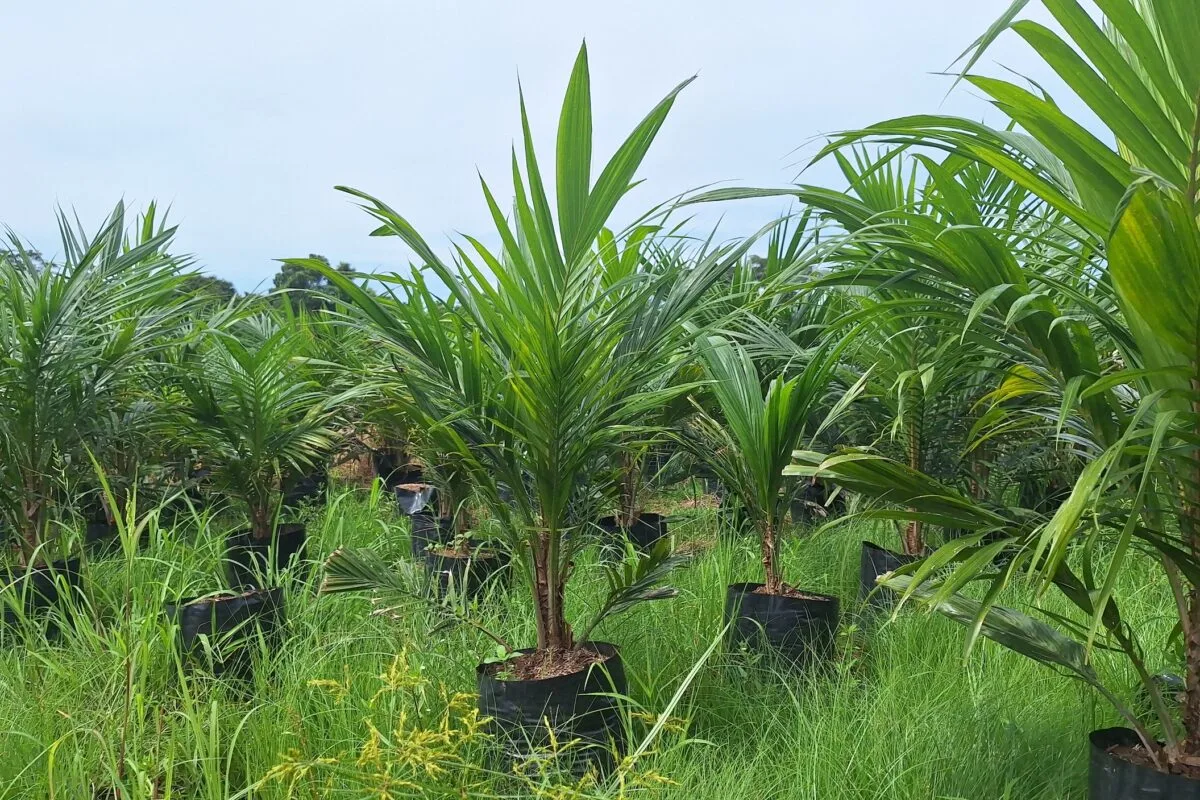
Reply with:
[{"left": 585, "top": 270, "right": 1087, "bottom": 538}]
[
  {"left": 2, "top": 245, "right": 368, "bottom": 315},
  {"left": 146, "top": 254, "right": 366, "bottom": 312}
]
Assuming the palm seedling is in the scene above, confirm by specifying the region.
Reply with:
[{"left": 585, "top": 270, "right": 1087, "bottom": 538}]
[
  {"left": 276, "top": 308, "right": 368, "bottom": 508},
  {"left": 690, "top": 335, "right": 856, "bottom": 591},
  {"left": 680, "top": 331, "right": 860, "bottom": 660},
  {"left": 311, "top": 42, "right": 747, "bottom": 769},
  {"left": 842, "top": 297, "right": 991, "bottom": 554},
  {"left": 0, "top": 202, "right": 189, "bottom": 565},
  {"left": 400, "top": 421, "right": 493, "bottom": 590},
  {"left": 592, "top": 235, "right": 721, "bottom": 549},
  {"left": 310, "top": 314, "right": 420, "bottom": 496},
  {"left": 84, "top": 226, "right": 218, "bottom": 534},
  {"left": 727, "top": 0, "right": 1200, "bottom": 782},
  {"left": 175, "top": 310, "right": 359, "bottom": 588},
  {"left": 83, "top": 398, "right": 160, "bottom": 536},
  {"left": 316, "top": 42, "right": 743, "bottom": 655}
]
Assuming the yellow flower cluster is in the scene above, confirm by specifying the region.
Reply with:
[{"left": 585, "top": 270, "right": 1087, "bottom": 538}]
[{"left": 261, "top": 650, "right": 683, "bottom": 799}]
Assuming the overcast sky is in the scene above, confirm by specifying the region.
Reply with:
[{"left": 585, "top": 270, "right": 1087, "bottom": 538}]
[{"left": 2, "top": 1, "right": 1066, "bottom": 290}]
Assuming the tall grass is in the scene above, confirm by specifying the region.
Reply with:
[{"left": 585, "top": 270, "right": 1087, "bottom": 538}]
[{"left": 0, "top": 484, "right": 1171, "bottom": 798}]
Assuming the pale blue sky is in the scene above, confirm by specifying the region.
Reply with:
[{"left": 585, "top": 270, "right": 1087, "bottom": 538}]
[{"left": 2, "top": 1, "right": 1067, "bottom": 290}]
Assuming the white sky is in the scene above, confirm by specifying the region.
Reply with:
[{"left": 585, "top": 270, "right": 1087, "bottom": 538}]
[{"left": 2, "top": 1, "right": 1067, "bottom": 290}]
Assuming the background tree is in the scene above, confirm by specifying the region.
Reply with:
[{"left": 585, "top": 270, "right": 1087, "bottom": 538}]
[
  {"left": 271, "top": 254, "right": 355, "bottom": 312},
  {"left": 180, "top": 274, "right": 236, "bottom": 307}
]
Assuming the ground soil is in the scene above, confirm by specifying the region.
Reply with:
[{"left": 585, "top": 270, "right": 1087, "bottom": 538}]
[
  {"left": 674, "top": 538, "right": 715, "bottom": 557},
  {"left": 1109, "top": 744, "right": 1200, "bottom": 780},
  {"left": 676, "top": 496, "right": 719, "bottom": 511},
  {"left": 205, "top": 590, "right": 266, "bottom": 604},
  {"left": 329, "top": 450, "right": 374, "bottom": 486},
  {"left": 490, "top": 647, "right": 609, "bottom": 681},
  {"left": 428, "top": 547, "right": 495, "bottom": 559},
  {"left": 751, "top": 584, "right": 829, "bottom": 601}
]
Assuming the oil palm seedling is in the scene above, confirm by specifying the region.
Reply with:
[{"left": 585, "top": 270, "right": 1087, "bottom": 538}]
[
  {"left": 737, "top": 0, "right": 1200, "bottom": 791},
  {"left": 828, "top": 164, "right": 995, "bottom": 552},
  {"left": 709, "top": 213, "right": 856, "bottom": 525},
  {"left": 82, "top": 290, "right": 221, "bottom": 541},
  {"left": 276, "top": 309, "right": 367, "bottom": 509},
  {"left": 693, "top": 137, "right": 1102, "bottom": 593},
  {"left": 308, "top": 315, "right": 423, "bottom": 503},
  {"left": 167, "top": 309, "right": 362, "bottom": 677},
  {"left": 312, "top": 42, "right": 749, "bottom": 771},
  {"left": 375, "top": 422, "right": 429, "bottom": 513},
  {"left": 735, "top": 158, "right": 997, "bottom": 572},
  {"left": 680, "top": 332, "right": 860, "bottom": 662},
  {"left": 406, "top": 435, "right": 501, "bottom": 596},
  {"left": 595, "top": 362, "right": 700, "bottom": 554},
  {"left": 175, "top": 311, "right": 359, "bottom": 589},
  {"left": 0, "top": 202, "right": 189, "bottom": 565},
  {"left": 0, "top": 203, "right": 189, "bottom": 641},
  {"left": 832, "top": 291, "right": 998, "bottom": 605},
  {"left": 83, "top": 272, "right": 233, "bottom": 537},
  {"left": 81, "top": 397, "right": 162, "bottom": 549},
  {"left": 591, "top": 232, "right": 691, "bottom": 552},
  {"left": 596, "top": 242, "right": 714, "bottom": 552}
]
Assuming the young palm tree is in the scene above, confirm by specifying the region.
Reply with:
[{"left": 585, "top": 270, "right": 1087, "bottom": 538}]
[
  {"left": 838, "top": 298, "right": 991, "bottom": 554},
  {"left": 0, "top": 202, "right": 189, "bottom": 563},
  {"left": 683, "top": 334, "right": 859, "bottom": 594},
  {"left": 85, "top": 398, "right": 160, "bottom": 527},
  {"left": 175, "top": 312, "right": 357, "bottom": 546},
  {"left": 599, "top": 237, "right": 722, "bottom": 536},
  {"left": 315, "top": 43, "right": 746, "bottom": 664},
  {"left": 744, "top": 0, "right": 1200, "bottom": 775}
]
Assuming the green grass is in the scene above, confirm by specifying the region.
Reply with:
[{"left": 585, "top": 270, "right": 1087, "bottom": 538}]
[{"left": 0, "top": 484, "right": 1176, "bottom": 798}]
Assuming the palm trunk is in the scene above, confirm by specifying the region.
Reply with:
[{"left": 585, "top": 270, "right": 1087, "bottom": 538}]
[
  {"left": 1183, "top": 380, "right": 1200, "bottom": 753},
  {"left": 533, "top": 536, "right": 551, "bottom": 649},
  {"left": 903, "top": 403, "right": 924, "bottom": 556},
  {"left": 18, "top": 525, "right": 38, "bottom": 566},
  {"left": 762, "top": 519, "right": 781, "bottom": 594},
  {"left": 902, "top": 522, "right": 924, "bottom": 556},
  {"left": 1184, "top": 586, "right": 1200, "bottom": 753},
  {"left": 1180, "top": 101, "right": 1200, "bottom": 755},
  {"left": 969, "top": 444, "right": 990, "bottom": 502},
  {"left": 532, "top": 521, "right": 573, "bottom": 652},
  {"left": 18, "top": 474, "right": 44, "bottom": 564},
  {"left": 619, "top": 451, "right": 640, "bottom": 528},
  {"left": 250, "top": 503, "right": 272, "bottom": 542}
]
